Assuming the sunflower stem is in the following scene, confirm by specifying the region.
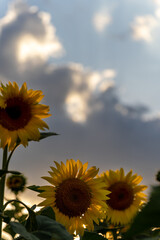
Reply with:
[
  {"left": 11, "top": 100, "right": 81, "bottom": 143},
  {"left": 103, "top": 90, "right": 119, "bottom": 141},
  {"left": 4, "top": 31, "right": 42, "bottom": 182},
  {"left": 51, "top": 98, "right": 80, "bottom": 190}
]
[
  {"left": 6, "top": 143, "right": 19, "bottom": 170},
  {"left": 112, "top": 229, "right": 117, "bottom": 240},
  {"left": 0, "top": 145, "right": 8, "bottom": 240}
]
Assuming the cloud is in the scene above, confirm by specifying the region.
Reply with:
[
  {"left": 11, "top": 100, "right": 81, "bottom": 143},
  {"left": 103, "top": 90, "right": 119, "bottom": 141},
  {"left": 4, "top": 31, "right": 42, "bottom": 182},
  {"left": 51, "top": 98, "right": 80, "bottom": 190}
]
[
  {"left": 93, "top": 10, "right": 112, "bottom": 32},
  {"left": 0, "top": 0, "right": 63, "bottom": 79},
  {"left": 154, "top": 0, "right": 160, "bottom": 6},
  {"left": 154, "top": 0, "right": 160, "bottom": 18},
  {"left": 130, "top": 0, "right": 160, "bottom": 43},
  {"left": 131, "top": 15, "right": 158, "bottom": 42},
  {"left": 64, "top": 64, "right": 116, "bottom": 123}
]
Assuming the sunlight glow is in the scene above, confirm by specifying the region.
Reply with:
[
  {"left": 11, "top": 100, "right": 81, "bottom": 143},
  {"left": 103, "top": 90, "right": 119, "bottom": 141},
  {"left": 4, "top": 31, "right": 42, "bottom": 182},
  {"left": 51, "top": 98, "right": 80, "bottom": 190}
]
[
  {"left": 0, "top": 1, "right": 63, "bottom": 63},
  {"left": 74, "top": 235, "right": 80, "bottom": 240},
  {"left": 65, "top": 93, "right": 88, "bottom": 123},
  {"left": 88, "top": 70, "right": 115, "bottom": 93},
  {"left": 65, "top": 66, "right": 116, "bottom": 123},
  {"left": 0, "top": 10, "right": 16, "bottom": 29},
  {"left": 17, "top": 34, "right": 62, "bottom": 62}
]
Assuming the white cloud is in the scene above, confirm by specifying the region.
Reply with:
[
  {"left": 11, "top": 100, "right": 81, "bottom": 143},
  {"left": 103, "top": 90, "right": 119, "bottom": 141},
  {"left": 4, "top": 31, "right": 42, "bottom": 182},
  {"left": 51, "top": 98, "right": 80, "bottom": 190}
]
[
  {"left": 93, "top": 10, "right": 111, "bottom": 32},
  {"left": 65, "top": 92, "right": 89, "bottom": 123},
  {"left": 153, "top": 0, "right": 160, "bottom": 6},
  {"left": 64, "top": 66, "right": 116, "bottom": 123},
  {"left": 0, "top": 0, "right": 64, "bottom": 64},
  {"left": 87, "top": 70, "right": 115, "bottom": 94},
  {"left": 155, "top": 8, "right": 160, "bottom": 18},
  {"left": 131, "top": 15, "right": 158, "bottom": 42}
]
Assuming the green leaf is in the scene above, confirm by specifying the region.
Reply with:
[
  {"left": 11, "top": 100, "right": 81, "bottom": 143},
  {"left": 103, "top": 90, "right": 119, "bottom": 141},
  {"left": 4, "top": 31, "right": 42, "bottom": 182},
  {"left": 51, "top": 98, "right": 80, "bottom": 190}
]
[
  {"left": 81, "top": 231, "right": 106, "bottom": 240},
  {"left": 39, "top": 206, "right": 55, "bottom": 220},
  {"left": 25, "top": 208, "right": 37, "bottom": 232},
  {"left": 0, "top": 170, "right": 21, "bottom": 177},
  {"left": 18, "top": 214, "right": 28, "bottom": 223},
  {"left": 9, "top": 222, "right": 39, "bottom": 240},
  {"left": 4, "top": 209, "right": 15, "bottom": 218},
  {"left": 27, "top": 185, "right": 44, "bottom": 193},
  {"left": 11, "top": 201, "right": 25, "bottom": 212},
  {"left": 12, "top": 214, "right": 72, "bottom": 240},
  {"left": 33, "top": 215, "right": 73, "bottom": 240},
  {"left": 3, "top": 224, "right": 16, "bottom": 238},
  {"left": 125, "top": 186, "right": 160, "bottom": 239},
  {"left": 142, "top": 238, "right": 160, "bottom": 240},
  {"left": 31, "top": 205, "right": 37, "bottom": 211},
  {"left": 39, "top": 132, "right": 59, "bottom": 141}
]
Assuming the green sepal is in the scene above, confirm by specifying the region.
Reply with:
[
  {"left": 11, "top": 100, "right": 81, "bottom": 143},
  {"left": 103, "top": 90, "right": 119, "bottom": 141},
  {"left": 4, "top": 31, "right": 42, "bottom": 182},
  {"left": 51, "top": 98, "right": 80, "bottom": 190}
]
[
  {"left": 27, "top": 185, "right": 44, "bottom": 193},
  {"left": 16, "top": 132, "right": 59, "bottom": 145},
  {"left": 39, "top": 132, "right": 59, "bottom": 141}
]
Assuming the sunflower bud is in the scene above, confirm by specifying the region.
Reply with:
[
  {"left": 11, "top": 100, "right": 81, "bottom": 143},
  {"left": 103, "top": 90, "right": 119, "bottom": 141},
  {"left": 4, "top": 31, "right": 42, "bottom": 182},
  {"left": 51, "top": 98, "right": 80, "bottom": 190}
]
[{"left": 6, "top": 174, "right": 27, "bottom": 195}]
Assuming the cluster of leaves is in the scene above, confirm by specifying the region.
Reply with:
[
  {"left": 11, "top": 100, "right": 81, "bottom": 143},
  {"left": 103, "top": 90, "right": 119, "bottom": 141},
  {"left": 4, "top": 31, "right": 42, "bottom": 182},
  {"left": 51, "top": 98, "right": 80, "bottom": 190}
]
[
  {"left": 3, "top": 200, "right": 28, "bottom": 239},
  {"left": 124, "top": 186, "right": 160, "bottom": 240},
  {"left": 1, "top": 203, "right": 73, "bottom": 240}
]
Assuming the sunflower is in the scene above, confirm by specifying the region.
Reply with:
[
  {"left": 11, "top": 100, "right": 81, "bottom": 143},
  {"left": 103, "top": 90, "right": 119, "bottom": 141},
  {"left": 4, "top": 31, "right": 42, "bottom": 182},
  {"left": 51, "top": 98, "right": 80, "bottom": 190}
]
[
  {"left": 6, "top": 174, "right": 26, "bottom": 194},
  {"left": 101, "top": 168, "right": 147, "bottom": 226},
  {"left": 0, "top": 81, "right": 51, "bottom": 150},
  {"left": 38, "top": 159, "right": 110, "bottom": 236}
]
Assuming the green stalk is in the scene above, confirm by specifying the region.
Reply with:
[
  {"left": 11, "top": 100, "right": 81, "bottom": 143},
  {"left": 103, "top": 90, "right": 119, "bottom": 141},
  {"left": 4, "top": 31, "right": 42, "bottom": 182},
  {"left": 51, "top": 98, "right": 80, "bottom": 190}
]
[
  {"left": 0, "top": 145, "right": 8, "bottom": 240},
  {"left": 112, "top": 229, "right": 117, "bottom": 240}
]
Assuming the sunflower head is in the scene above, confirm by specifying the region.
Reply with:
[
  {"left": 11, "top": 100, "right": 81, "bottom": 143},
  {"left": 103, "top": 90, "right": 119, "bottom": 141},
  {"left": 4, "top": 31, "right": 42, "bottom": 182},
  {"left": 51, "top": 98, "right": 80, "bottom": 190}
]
[
  {"left": 101, "top": 168, "right": 147, "bottom": 226},
  {"left": 0, "top": 82, "right": 51, "bottom": 150},
  {"left": 6, "top": 174, "right": 27, "bottom": 195},
  {"left": 38, "top": 159, "right": 110, "bottom": 236}
]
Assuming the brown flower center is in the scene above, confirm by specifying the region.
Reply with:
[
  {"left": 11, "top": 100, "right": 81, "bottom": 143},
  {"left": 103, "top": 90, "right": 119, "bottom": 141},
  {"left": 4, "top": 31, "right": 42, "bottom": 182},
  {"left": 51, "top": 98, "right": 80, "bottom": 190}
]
[
  {"left": 12, "top": 178, "right": 22, "bottom": 187},
  {"left": 0, "top": 97, "right": 32, "bottom": 131},
  {"left": 107, "top": 182, "right": 134, "bottom": 210},
  {"left": 55, "top": 178, "right": 91, "bottom": 217}
]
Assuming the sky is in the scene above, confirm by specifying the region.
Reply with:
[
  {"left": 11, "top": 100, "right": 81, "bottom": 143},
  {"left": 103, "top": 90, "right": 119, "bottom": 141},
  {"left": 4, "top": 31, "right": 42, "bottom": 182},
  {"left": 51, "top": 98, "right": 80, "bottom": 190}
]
[{"left": 0, "top": 0, "right": 160, "bottom": 204}]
